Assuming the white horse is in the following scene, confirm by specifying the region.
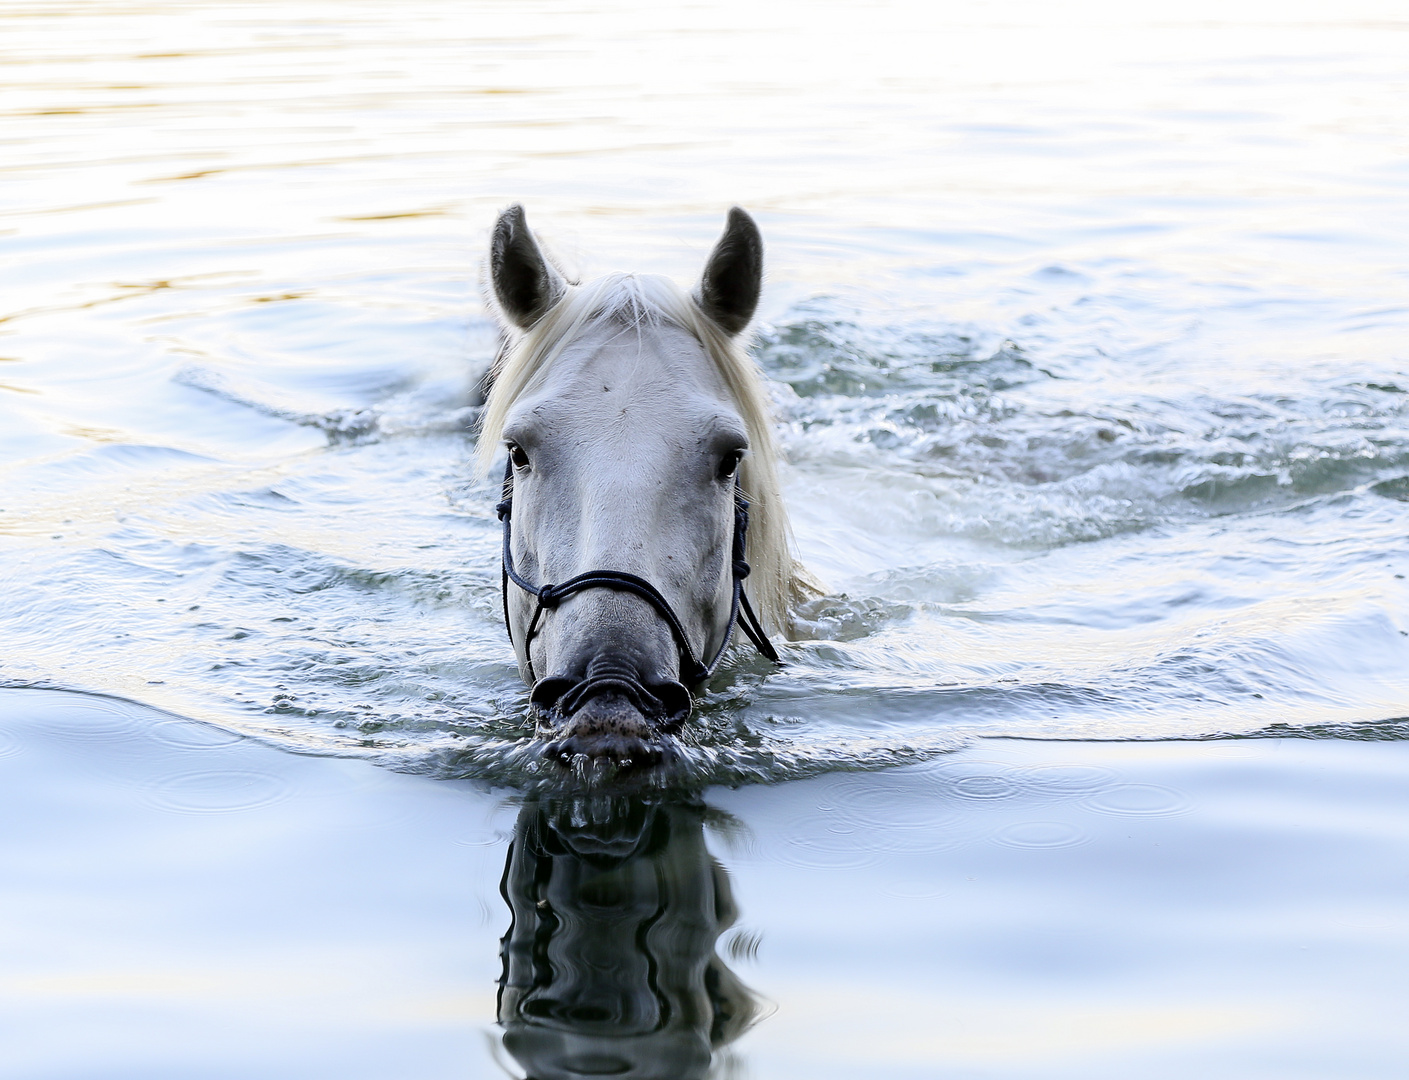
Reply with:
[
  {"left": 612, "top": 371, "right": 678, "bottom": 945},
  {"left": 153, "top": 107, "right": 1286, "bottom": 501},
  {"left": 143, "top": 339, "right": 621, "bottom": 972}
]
[{"left": 479, "top": 206, "right": 810, "bottom": 768}]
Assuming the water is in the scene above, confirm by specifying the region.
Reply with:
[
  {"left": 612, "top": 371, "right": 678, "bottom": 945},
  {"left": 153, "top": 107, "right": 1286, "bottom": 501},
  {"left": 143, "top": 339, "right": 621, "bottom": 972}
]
[
  {"left": 4, "top": 0, "right": 1408, "bottom": 782},
  {"left": 2, "top": 0, "right": 1409, "bottom": 782},
  {"left": 4, "top": 688, "right": 1409, "bottom": 1079},
  {"left": 2, "top": 1, "right": 1409, "bottom": 1074}
]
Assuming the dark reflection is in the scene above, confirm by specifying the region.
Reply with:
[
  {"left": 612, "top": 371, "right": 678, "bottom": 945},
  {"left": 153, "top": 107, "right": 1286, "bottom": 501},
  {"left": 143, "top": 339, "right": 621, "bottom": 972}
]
[{"left": 498, "top": 795, "right": 759, "bottom": 1080}]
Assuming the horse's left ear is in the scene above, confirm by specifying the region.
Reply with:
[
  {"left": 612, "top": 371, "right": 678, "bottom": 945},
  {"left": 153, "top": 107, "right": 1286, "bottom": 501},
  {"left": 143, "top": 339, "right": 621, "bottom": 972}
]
[{"left": 695, "top": 207, "right": 763, "bottom": 336}]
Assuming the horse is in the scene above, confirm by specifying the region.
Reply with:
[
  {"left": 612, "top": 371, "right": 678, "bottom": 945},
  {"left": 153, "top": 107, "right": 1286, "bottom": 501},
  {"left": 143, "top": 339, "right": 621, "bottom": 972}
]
[{"left": 478, "top": 205, "right": 811, "bottom": 770}]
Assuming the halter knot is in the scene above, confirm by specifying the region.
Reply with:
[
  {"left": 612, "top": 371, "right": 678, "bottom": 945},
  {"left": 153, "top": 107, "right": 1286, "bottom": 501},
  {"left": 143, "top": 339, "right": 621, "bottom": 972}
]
[
  {"left": 495, "top": 498, "right": 513, "bottom": 521},
  {"left": 536, "top": 583, "right": 564, "bottom": 608}
]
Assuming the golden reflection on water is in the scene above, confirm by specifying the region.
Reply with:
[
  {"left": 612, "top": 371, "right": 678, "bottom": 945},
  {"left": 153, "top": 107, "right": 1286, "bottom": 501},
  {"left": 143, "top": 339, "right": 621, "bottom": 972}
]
[{"left": 4, "top": 0, "right": 1406, "bottom": 272}]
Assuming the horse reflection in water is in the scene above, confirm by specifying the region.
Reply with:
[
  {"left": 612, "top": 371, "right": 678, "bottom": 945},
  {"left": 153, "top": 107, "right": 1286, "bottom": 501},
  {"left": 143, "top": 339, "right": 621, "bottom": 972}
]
[{"left": 498, "top": 797, "right": 760, "bottom": 1079}]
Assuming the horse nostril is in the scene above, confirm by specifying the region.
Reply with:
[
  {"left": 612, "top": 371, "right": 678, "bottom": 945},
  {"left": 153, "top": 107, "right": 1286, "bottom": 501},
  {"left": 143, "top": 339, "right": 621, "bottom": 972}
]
[
  {"left": 649, "top": 681, "right": 692, "bottom": 728},
  {"left": 529, "top": 677, "right": 576, "bottom": 714},
  {"left": 544, "top": 671, "right": 683, "bottom": 723}
]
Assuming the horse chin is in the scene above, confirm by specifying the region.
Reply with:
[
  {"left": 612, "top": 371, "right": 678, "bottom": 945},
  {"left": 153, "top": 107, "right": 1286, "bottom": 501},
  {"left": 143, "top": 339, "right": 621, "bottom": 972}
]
[{"left": 535, "top": 677, "right": 689, "bottom": 772}]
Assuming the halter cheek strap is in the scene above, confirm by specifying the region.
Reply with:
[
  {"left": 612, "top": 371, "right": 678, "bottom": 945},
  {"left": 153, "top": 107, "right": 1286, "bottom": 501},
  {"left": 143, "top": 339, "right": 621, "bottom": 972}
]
[{"left": 496, "top": 459, "right": 780, "bottom": 686}]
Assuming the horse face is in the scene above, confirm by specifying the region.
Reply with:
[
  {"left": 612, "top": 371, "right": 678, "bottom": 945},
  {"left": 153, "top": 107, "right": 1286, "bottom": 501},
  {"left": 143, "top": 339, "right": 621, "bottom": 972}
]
[
  {"left": 488, "top": 207, "right": 766, "bottom": 769},
  {"left": 499, "top": 319, "right": 748, "bottom": 765}
]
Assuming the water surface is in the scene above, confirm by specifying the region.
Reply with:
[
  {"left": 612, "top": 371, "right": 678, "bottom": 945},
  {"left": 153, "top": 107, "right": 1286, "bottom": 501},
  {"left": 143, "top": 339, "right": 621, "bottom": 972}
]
[
  {"left": 2, "top": 4, "right": 1409, "bottom": 1074},
  {"left": 3, "top": 1, "right": 1408, "bottom": 782},
  {"left": 3, "top": 688, "right": 1408, "bottom": 1079}
]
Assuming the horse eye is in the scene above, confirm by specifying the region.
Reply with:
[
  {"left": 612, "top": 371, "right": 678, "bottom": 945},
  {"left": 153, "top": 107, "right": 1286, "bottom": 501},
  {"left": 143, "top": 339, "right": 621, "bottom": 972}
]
[
  {"left": 717, "top": 449, "right": 744, "bottom": 481},
  {"left": 507, "top": 442, "right": 530, "bottom": 469}
]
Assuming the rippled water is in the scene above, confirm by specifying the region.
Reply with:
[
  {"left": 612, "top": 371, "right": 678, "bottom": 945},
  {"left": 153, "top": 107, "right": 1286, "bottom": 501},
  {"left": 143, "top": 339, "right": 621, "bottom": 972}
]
[
  {"left": 3, "top": 1, "right": 1408, "bottom": 788},
  {"left": 6, "top": 688, "right": 1408, "bottom": 1078}
]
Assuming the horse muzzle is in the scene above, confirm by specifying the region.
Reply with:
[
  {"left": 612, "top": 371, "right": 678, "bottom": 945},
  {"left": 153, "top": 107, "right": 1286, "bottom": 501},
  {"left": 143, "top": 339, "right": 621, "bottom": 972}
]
[{"left": 531, "top": 673, "right": 691, "bottom": 769}]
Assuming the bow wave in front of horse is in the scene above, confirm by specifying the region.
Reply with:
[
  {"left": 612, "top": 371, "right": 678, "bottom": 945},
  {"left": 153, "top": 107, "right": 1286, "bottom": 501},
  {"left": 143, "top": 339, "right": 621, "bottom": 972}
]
[{"left": 477, "top": 205, "right": 813, "bottom": 771}]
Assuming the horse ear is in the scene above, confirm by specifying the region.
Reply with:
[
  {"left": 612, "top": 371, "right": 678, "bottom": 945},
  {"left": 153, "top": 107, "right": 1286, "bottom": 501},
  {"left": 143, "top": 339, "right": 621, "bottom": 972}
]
[
  {"left": 490, "top": 204, "right": 566, "bottom": 330},
  {"left": 696, "top": 207, "right": 763, "bottom": 336}
]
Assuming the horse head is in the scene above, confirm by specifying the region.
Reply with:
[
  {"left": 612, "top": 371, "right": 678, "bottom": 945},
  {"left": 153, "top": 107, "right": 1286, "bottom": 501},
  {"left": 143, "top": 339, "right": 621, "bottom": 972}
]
[{"left": 480, "top": 206, "right": 799, "bottom": 769}]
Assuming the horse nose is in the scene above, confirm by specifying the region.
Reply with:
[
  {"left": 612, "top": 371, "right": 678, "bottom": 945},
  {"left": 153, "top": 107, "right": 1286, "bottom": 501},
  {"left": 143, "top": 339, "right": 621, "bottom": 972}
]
[{"left": 544, "top": 689, "right": 664, "bottom": 769}]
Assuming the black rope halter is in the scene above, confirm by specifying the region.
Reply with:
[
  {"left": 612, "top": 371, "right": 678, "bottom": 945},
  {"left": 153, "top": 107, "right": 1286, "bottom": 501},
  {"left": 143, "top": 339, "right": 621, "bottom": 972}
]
[{"left": 496, "top": 459, "right": 780, "bottom": 686}]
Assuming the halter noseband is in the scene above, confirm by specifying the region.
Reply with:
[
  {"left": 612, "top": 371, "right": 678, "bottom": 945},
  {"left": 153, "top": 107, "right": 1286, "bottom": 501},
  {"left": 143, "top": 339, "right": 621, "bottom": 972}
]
[{"left": 495, "top": 458, "right": 780, "bottom": 687}]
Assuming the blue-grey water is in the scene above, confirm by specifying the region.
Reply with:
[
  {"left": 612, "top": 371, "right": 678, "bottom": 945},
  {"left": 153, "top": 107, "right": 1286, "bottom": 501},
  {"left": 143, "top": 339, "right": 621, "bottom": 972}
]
[
  {"left": 4, "top": 688, "right": 1408, "bottom": 1079},
  {"left": 2, "top": 1, "right": 1408, "bottom": 1076}
]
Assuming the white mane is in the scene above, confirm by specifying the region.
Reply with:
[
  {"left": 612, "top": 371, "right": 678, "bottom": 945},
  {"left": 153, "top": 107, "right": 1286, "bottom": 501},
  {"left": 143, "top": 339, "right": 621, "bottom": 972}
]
[{"left": 476, "top": 272, "right": 807, "bottom": 635}]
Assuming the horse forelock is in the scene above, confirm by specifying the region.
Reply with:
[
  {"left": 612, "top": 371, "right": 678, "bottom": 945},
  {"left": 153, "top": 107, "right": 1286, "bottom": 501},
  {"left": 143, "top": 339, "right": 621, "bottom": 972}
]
[{"left": 477, "top": 272, "right": 804, "bottom": 634}]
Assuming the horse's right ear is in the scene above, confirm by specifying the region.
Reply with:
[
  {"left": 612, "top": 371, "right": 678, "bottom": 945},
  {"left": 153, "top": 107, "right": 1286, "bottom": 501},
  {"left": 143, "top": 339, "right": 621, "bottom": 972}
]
[
  {"left": 490, "top": 205, "right": 566, "bottom": 330},
  {"left": 696, "top": 207, "right": 763, "bottom": 336}
]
